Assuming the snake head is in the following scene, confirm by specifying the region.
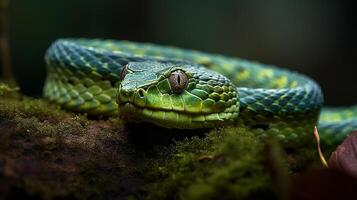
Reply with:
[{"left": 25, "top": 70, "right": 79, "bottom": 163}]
[{"left": 117, "top": 61, "right": 239, "bottom": 129}]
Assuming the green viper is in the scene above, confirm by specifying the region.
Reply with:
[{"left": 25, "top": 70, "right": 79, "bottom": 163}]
[{"left": 43, "top": 39, "right": 357, "bottom": 146}]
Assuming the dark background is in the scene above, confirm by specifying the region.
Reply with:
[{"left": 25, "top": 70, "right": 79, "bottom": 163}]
[{"left": 4, "top": 0, "right": 357, "bottom": 106}]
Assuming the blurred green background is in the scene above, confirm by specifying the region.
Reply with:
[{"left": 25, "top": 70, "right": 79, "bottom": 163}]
[{"left": 3, "top": 0, "right": 357, "bottom": 105}]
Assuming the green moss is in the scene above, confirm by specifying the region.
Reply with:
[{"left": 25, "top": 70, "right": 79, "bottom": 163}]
[
  {"left": 0, "top": 94, "right": 319, "bottom": 199},
  {"left": 0, "top": 97, "right": 66, "bottom": 121},
  {"left": 144, "top": 127, "right": 279, "bottom": 200},
  {"left": 0, "top": 95, "right": 133, "bottom": 199},
  {"left": 0, "top": 96, "right": 90, "bottom": 140},
  {"left": 0, "top": 82, "right": 19, "bottom": 95}
]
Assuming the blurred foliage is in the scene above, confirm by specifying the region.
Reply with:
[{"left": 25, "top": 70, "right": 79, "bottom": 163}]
[{"left": 0, "top": 82, "right": 18, "bottom": 95}]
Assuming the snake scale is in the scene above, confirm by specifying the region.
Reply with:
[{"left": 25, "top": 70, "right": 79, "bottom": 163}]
[{"left": 43, "top": 39, "right": 357, "bottom": 146}]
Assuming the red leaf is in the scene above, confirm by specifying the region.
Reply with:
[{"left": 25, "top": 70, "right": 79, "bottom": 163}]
[{"left": 328, "top": 130, "right": 357, "bottom": 178}]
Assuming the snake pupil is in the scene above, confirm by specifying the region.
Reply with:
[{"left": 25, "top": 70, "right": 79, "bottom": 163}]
[{"left": 169, "top": 70, "right": 188, "bottom": 94}]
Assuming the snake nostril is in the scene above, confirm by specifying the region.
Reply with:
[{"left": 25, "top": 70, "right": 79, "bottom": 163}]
[{"left": 138, "top": 89, "right": 145, "bottom": 98}]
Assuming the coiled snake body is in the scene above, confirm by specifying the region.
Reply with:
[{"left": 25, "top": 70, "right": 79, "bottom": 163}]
[{"left": 43, "top": 39, "right": 357, "bottom": 146}]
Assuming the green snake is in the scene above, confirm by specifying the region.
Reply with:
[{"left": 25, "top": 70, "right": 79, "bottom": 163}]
[{"left": 43, "top": 39, "right": 357, "bottom": 146}]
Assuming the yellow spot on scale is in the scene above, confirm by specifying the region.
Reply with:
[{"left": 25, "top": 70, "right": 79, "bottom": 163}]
[
  {"left": 259, "top": 69, "right": 274, "bottom": 79},
  {"left": 126, "top": 43, "right": 139, "bottom": 49},
  {"left": 222, "top": 63, "right": 234, "bottom": 72},
  {"left": 134, "top": 50, "right": 146, "bottom": 56},
  {"left": 326, "top": 114, "right": 342, "bottom": 122},
  {"left": 195, "top": 56, "right": 211, "bottom": 66},
  {"left": 274, "top": 76, "right": 288, "bottom": 88},
  {"left": 105, "top": 43, "right": 120, "bottom": 51},
  {"left": 235, "top": 69, "right": 250, "bottom": 81},
  {"left": 290, "top": 81, "right": 298, "bottom": 88}
]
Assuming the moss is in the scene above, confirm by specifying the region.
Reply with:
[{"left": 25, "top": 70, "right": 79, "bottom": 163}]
[
  {"left": 0, "top": 95, "right": 137, "bottom": 199},
  {"left": 144, "top": 127, "right": 279, "bottom": 200},
  {"left": 0, "top": 93, "right": 319, "bottom": 199},
  {"left": 0, "top": 97, "right": 69, "bottom": 122}
]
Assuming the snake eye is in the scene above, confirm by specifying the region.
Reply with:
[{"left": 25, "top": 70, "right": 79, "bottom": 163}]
[
  {"left": 119, "top": 65, "right": 128, "bottom": 81},
  {"left": 169, "top": 70, "right": 188, "bottom": 93}
]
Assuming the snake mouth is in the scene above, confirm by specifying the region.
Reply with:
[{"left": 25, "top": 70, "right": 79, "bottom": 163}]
[{"left": 118, "top": 101, "right": 237, "bottom": 129}]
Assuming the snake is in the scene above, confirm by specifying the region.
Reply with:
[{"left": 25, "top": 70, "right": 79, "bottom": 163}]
[{"left": 43, "top": 38, "right": 357, "bottom": 147}]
